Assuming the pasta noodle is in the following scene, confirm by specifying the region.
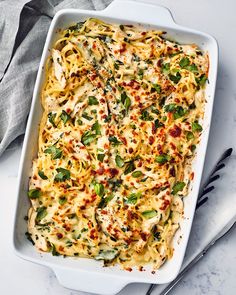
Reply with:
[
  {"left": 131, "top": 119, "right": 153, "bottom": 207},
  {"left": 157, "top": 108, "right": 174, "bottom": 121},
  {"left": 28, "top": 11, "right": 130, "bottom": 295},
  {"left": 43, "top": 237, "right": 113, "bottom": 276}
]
[{"left": 27, "top": 18, "right": 208, "bottom": 270}]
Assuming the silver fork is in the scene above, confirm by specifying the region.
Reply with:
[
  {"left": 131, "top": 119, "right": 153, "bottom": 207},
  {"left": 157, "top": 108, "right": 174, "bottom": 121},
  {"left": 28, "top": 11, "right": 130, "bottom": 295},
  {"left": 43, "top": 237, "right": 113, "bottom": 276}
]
[{"left": 146, "top": 148, "right": 233, "bottom": 295}]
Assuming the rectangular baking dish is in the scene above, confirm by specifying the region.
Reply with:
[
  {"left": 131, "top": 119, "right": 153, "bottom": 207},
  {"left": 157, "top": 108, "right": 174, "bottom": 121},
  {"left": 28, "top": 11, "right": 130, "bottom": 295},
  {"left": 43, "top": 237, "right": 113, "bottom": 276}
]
[{"left": 13, "top": 0, "right": 218, "bottom": 294}]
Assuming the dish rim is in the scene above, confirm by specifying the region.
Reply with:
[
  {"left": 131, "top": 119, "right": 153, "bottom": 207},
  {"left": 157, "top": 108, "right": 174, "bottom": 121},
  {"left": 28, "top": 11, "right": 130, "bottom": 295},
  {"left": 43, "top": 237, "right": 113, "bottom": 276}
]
[{"left": 13, "top": 1, "right": 218, "bottom": 293}]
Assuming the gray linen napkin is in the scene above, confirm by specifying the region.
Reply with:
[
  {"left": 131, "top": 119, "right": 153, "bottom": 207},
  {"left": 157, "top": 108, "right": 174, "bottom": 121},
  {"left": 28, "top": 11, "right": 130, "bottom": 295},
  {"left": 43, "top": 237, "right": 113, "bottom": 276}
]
[{"left": 0, "top": 0, "right": 112, "bottom": 157}]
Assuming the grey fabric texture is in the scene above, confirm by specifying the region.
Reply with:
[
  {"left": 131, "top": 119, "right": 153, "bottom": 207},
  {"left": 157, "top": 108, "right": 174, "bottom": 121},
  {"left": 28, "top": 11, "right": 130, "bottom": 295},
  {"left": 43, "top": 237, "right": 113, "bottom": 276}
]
[{"left": 0, "top": 0, "right": 112, "bottom": 157}]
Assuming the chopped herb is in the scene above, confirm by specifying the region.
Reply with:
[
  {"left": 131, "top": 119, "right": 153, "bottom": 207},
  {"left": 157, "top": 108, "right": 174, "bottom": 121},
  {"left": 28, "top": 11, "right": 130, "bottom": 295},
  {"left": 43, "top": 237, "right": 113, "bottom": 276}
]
[
  {"left": 82, "top": 113, "right": 93, "bottom": 121},
  {"left": 173, "top": 106, "right": 186, "bottom": 119},
  {"left": 169, "top": 72, "right": 181, "bottom": 84},
  {"left": 115, "top": 155, "right": 125, "bottom": 168},
  {"left": 66, "top": 240, "right": 73, "bottom": 247},
  {"left": 187, "top": 64, "right": 198, "bottom": 72},
  {"left": 48, "top": 112, "right": 56, "bottom": 127},
  {"left": 151, "top": 84, "right": 161, "bottom": 94},
  {"left": 54, "top": 168, "right": 71, "bottom": 182},
  {"left": 138, "top": 69, "right": 144, "bottom": 79},
  {"left": 88, "top": 96, "right": 99, "bottom": 105},
  {"left": 124, "top": 161, "right": 135, "bottom": 175},
  {"left": 164, "top": 104, "right": 176, "bottom": 112},
  {"left": 196, "top": 74, "right": 208, "bottom": 87},
  {"left": 77, "top": 119, "right": 83, "bottom": 125},
  {"left": 114, "top": 62, "right": 119, "bottom": 70},
  {"left": 131, "top": 170, "right": 143, "bottom": 178},
  {"left": 98, "top": 194, "right": 114, "bottom": 208},
  {"left": 81, "top": 228, "right": 88, "bottom": 233},
  {"left": 142, "top": 210, "right": 157, "bottom": 219},
  {"left": 35, "top": 206, "right": 47, "bottom": 222},
  {"left": 94, "top": 183, "right": 105, "bottom": 197},
  {"left": 192, "top": 121, "right": 203, "bottom": 132},
  {"left": 38, "top": 170, "right": 48, "bottom": 180},
  {"left": 104, "top": 114, "right": 112, "bottom": 122},
  {"left": 124, "top": 96, "right": 131, "bottom": 114},
  {"left": 161, "top": 63, "right": 170, "bottom": 74},
  {"left": 151, "top": 106, "right": 160, "bottom": 115},
  {"left": 68, "top": 22, "right": 84, "bottom": 32},
  {"left": 121, "top": 92, "right": 131, "bottom": 114},
  {"left": 58, "top": 196, "right": 67, "bottom": 205},
  {"left": 44, "top": 145, "right": 62, "bottom": 159},
  {"left": 164, "top": 104, "right": 186, "bottom": 119},
  {"left": 186, "top": 131, "right": 194, "bottom": 140},
  {"left": 51, "top": 243, "right": 60, "bottom": 256},
  {"left": 25, "top": 232, "right": 35, "bottom": 245},
  {"left": 155, "top": 154, "right": 171, "bottom": 164},
  {"left": 154, "top": 119, "right": 164, "bottom": 129},
  {"left": 91, "top": 120, "right": 101, "bottom": 135},
  {"left": 153, "top": 231, "right": 161, "bottom": 241},
  {"left": 95, "top": 249, "right": 118, "bottom": 261},
  {"left": 134, "top": 55, "right": 141, "bottom": 62},
  {"left": 81, "top": 131, "right": 96, "bottom": 146},
  {"left": 97, "top": 153, "right": 105, "bottom": 162},
  {"left": 108, "top": 136, "right": 122, "bottom": 146},
  {"left": 119, "top": 25, "right": 124, "bottom": 31},
  {"left": 179, "top": 57, "right": 190, "bottom": 68},
  {"left": 125, "top": 192, "right": 141, "bottom": 205},
  {"left": 189, "top": 102, "right": 196, "bottom": 109},
  {"left": 28, "top": 188, "right": 42, "bottom": 199},
  {"left": 140, "top": 110, "right": 154, "bottom": 121},
  {"left": 191, "top": 144, "right": 196, "bottom": 152},
  {"left": 60, "top": 110, "right": 71, "bottom": 125},
  {"left": 172, "top": 181, "right": 185, "bottom": 195}
]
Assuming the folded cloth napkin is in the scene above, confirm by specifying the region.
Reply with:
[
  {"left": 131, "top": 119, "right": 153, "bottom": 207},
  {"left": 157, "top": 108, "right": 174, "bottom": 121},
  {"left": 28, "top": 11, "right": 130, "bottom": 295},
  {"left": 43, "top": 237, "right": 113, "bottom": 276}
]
[{"left": 0, "top": 0, "right": 112, "bottom": 157}]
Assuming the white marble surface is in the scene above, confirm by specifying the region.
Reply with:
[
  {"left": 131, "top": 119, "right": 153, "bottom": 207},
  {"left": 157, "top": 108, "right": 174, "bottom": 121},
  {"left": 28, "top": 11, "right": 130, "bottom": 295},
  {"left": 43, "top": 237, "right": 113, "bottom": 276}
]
[{"left": 1, "top": 0, "right": 236, "bottom": 294}]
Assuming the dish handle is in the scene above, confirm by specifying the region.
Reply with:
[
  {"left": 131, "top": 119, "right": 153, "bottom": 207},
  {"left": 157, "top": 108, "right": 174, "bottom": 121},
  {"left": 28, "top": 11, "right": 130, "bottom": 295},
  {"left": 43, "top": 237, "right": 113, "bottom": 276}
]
[
  {"left": 103, "top": 0, "right": 177, "bottom": 28},
  {"left": 53, "top": 266, "right": 131, "bottom": 294}
]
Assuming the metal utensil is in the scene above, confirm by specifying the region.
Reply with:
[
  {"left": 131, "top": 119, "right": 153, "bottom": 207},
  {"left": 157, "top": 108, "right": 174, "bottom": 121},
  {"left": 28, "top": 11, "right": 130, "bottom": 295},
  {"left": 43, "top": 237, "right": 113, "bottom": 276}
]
[
  {"left": 146, "top": 148, "right": 233, "bottom": 295},
  {"left": 157, "top": 215, "right": 236, "bottom": 295}
]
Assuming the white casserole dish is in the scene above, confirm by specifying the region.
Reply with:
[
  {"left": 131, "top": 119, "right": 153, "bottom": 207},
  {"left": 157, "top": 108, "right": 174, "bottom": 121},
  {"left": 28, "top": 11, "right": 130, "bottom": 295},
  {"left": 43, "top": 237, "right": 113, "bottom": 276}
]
[{"left": 13, "top": 0, "right": 218, "bottom": 294}]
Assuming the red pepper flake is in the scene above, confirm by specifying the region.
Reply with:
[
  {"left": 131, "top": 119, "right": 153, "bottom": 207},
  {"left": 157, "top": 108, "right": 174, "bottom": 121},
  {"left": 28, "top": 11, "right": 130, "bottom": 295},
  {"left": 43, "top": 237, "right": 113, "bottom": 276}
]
[
  {"left": 169, "top": 167, "right": 175, "bottom": 177},
  {"left": 90, "top": 229, "right": 97, "bottom": 240},
  {"left": 97, "top": 166, "right": 105, "bottom": 175},
  {"left": 119, "top": 43, "right": 126, "bottom": 53},
  {"left": 137, "top": 160, "right": 142, "bottom": 167},
  {"left": 56, "top": 233, "right": 63, "bottom": 239},
  {"left": 149, "top": 136, "right": 154, "bottom": 145},
  {"left": 59, "top": 246, "right": 64, "bottom": 252},
  {"left": 159, "top": 199, "right": 170, "bottom": 210},
  {"left": 151, "top": 122, "right": 156, "bottom": 134},
  {"left": 126, "top": 267, "right": 132, "bottom": 272},
  {"left": 175, "top": 98, "right": 180, "bottom": 103},
  {"left": 120, "top": 136, "right": 127, "bottom": 145},
  {"left": 140, "top": 232, "right": 148, "bottom": 241},
  {"left": 128, "top": 147, "right": 133, "bottom": 154},
  {"left": 170, "top": 142, "right": 176, "bottom": 150},
  {"left": 100, "top": 98, "right": 105, "bottom": 103},
  {"left": 108, "top": 168, "right": 119, "bottom": 178},
  {"left": 190, "top": 172, "right": 194, "bottom": 180},
  {"left": 169, "top": 125, "right": 181, "bottom": 138},
  {"left": 66, "top": 108, "right": 71, "bottom": 113}
]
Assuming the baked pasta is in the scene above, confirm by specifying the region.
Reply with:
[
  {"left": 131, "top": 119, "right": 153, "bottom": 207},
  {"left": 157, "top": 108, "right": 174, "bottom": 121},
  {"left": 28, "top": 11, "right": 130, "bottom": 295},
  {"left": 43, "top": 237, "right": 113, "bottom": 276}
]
[{"left": 26, "top": 18, "right": 208, "bottom": 270}]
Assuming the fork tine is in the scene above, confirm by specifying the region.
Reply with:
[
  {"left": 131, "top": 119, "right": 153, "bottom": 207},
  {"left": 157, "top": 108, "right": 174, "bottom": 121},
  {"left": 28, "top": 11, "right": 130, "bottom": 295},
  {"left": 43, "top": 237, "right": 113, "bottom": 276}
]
[
  {"left": 200, "top": 185, "right": 215, "bottom": 198},
  {"left": 217, "top": 148, "right": 233, "bottom": 163},
  {"left": 211, "top": 163, "right": 225, "bottom": 175},
  {"left": 196, "top": 196, "right": 208, "bottom": 209},
  {"left": 207, "top": 174, "right": 220, "bottom": 185}
]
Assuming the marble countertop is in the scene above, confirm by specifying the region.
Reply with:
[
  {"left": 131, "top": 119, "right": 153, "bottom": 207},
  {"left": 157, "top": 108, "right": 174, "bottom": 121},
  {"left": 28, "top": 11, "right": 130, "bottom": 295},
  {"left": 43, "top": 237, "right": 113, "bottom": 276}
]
[{"left": 0, "top": 0, "right": 236, "bottom": 294}]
